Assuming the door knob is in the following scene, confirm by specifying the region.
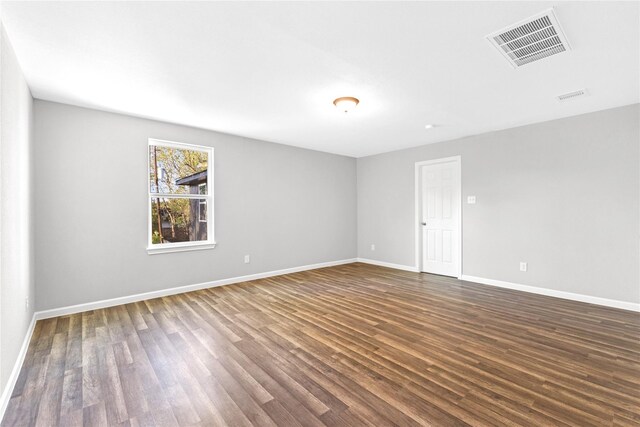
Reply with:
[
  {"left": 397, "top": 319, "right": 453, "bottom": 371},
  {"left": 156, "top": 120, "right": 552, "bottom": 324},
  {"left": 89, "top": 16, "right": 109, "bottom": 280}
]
[{"left": 421, "top": 222, "right": 427, "bottom": 226}]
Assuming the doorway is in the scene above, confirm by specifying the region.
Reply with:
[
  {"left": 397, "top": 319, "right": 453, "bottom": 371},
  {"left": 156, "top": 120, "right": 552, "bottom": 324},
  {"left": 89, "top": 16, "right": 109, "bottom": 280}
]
[{"left": 415, "top": 156, "right": 461, "bottom": 277}]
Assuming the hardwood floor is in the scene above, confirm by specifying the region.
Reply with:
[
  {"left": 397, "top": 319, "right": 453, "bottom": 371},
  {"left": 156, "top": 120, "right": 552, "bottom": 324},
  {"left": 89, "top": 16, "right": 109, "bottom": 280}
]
[{"left": 3, "top": 262, "right": 639, "bottom": 426}]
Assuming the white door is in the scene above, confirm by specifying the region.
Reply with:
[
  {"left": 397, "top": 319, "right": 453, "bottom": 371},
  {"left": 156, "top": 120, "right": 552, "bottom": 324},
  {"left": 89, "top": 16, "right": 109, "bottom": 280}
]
[{"left": 420, "top": 160, "right": 460, "bottom": 277}]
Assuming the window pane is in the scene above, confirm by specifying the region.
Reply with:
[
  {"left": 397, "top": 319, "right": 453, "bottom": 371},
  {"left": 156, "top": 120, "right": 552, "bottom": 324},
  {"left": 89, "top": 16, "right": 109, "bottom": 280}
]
[
  {"left": 149, "top": 145, "right": 208, "bottom": 194},
  {"left": 198, "top": 183, "right": 207, "bottom": 195},
  {"left": 150, "top": 197, "right": 208, "bottom": 244},
  {"left": 198, "top": 200, "right": 207, "bottom": 222}
]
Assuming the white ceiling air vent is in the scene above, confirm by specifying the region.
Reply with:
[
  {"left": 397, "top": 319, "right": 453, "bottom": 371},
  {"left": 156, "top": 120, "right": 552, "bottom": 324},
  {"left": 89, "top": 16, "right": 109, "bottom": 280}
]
[
  {"left": 486, "top": 8, "right": 571, "bottom": 68},
  {"left": 557, "top": 88, "right": 588, "bottom": 102}
]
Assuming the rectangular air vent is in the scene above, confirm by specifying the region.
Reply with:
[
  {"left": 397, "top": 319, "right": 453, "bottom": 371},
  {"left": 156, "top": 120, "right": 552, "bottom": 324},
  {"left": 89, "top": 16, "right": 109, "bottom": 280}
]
[
  {"left": 486, "top": 8, "right": 571, "bottom": 68},
  {"left": 557, "top": 88, "right": 588, "bottom": 101}
]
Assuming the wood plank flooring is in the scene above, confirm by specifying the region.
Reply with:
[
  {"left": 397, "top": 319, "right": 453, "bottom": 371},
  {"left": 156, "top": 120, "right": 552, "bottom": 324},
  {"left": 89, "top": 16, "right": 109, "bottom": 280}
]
[{"left": 3, "top": 262, "right": 640, "bottom": 426}]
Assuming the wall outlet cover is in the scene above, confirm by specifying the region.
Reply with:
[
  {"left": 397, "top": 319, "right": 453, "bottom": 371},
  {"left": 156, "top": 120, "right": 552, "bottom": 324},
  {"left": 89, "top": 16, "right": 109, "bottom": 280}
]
[{"left": 467, "top": 196, "right": 476, "bottom": 204}]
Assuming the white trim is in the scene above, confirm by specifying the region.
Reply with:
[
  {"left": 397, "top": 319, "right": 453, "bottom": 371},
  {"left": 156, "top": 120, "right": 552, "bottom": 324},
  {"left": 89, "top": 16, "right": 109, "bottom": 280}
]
[
  {"left": 0, "top": 314, "right": 36, "bottom": 422},
  {"left": 146, "top": 241, "right": 217, "bottom": 255},
  {"left": 34, "top": 259, "right": 357, "bottom": 320},
  {"left": 357, "top": 258, "right": 419, "bottom": 272},
  {"left": 414, "top": 156, "right": 462, "bottom": 278},
  {"left": 147, "top": 138, "right": 215, "bottom": 253},
  {"left": 148, "top": 138, "right": 212, "bottom": 153},
  {"left": 461, "top": 275, "right": 640, "bottom": 312}
]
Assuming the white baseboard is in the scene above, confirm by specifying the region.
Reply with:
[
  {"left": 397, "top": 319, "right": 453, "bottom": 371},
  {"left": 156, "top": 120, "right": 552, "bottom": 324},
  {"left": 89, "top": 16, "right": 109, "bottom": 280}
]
[
  {"left": 35, "top": 258, "right": 357, "bottom": 320},
  {"left": 357, "top": 258, "right": 419, "bottom": 272},
  {"left": 461, "top": 275, "right": 640, "bottom": 312},
  {"left": 0, "top": 313, "right": 37, "bottom": 422}
]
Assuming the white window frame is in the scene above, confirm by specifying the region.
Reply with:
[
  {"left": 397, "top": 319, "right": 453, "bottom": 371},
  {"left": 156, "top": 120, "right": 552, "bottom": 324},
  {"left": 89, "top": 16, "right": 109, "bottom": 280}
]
[{"left": 147, "top": 138, "right": 216, "bottom": 254}]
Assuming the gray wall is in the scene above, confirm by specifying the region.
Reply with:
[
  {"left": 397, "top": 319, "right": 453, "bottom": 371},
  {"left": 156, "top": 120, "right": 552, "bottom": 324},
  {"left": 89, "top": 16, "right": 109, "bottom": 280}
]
[
  {"left": 0, "top": 25, "right": 35, "bottom": 393},
  {"left": 358, "top": 104, "right": 640, "bottom": 304},
  {"left": 34, "top": 101, "right": 357, "bottom": 311}
]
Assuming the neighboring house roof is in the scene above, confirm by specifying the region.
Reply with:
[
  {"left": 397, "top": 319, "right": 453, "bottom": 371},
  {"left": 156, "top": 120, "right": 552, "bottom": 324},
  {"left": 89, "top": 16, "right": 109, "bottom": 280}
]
[{"left": 176, "top": 170, "right": 207, "bottom": 186}]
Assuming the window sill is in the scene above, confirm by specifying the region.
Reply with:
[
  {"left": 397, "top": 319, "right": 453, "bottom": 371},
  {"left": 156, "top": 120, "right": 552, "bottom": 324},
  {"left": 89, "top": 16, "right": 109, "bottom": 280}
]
[{"left": 146, "top": 242, "right": 217, "bottom": 255}]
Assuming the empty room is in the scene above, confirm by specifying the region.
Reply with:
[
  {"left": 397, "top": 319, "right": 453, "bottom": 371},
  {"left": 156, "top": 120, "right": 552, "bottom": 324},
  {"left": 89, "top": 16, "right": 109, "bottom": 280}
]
[{"left": 0, "top": 1, "right": 638, "bottom": 426}]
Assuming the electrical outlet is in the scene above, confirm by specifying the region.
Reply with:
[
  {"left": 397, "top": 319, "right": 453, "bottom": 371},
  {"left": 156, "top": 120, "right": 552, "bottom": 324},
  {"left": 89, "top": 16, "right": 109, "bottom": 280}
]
[
  {"left": 520, "top": 262, "right": 527, "bottom": 272},
  {"left": 467, "top": 196, "right": 476, "bottom": 204},
  {"left": 244, "top": 255, "right": 250, "bottom": 264},
  {"left": 371, "top": 244, "right": 376, "bottom": 251}
]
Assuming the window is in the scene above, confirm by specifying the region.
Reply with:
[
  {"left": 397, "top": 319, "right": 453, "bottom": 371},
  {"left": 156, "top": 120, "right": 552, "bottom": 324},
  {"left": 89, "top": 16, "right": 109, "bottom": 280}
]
[{"left": 147, "top": 139, "right": 215, "bottom": 254}]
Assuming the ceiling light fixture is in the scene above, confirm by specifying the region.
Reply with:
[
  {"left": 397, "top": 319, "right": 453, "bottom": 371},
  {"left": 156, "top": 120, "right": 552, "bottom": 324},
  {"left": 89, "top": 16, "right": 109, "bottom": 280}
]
[
  {"left": 333, "top": 96, "right": 359, "bottom": 113},
  {"left": 424, "top": 124, "right": 435, "bottom": 129}
]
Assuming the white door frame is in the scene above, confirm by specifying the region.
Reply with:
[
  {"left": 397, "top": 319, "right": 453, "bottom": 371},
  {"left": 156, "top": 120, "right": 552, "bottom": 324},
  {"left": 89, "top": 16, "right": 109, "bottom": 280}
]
[{"left": 414, "top": 156, "right": 462, "bottom": 278}]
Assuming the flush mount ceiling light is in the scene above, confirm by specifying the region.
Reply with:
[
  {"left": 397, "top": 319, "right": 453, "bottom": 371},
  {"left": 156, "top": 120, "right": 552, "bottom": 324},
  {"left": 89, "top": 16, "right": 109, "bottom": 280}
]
[
  {"left": 424, "top": 124, "right": 435, "bottom": 129},
  {"left": 333, "top": 96, "right": 359, "bottom": 113}
]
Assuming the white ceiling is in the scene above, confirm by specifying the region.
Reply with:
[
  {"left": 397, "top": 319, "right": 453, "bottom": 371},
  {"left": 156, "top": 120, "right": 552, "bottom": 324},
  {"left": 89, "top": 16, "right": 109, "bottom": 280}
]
[{"left": 2, "top": 1, "right": 638, "bottom": 157}]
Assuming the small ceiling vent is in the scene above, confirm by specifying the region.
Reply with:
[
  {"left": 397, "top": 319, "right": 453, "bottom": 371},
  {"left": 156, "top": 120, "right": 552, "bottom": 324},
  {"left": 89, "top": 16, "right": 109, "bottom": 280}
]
[
  {"left": 486, "top": 8, "right": 571, "bottom": 68},
  {"left": 557, "top": 88, "right": 588, "bottom": 101}
]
